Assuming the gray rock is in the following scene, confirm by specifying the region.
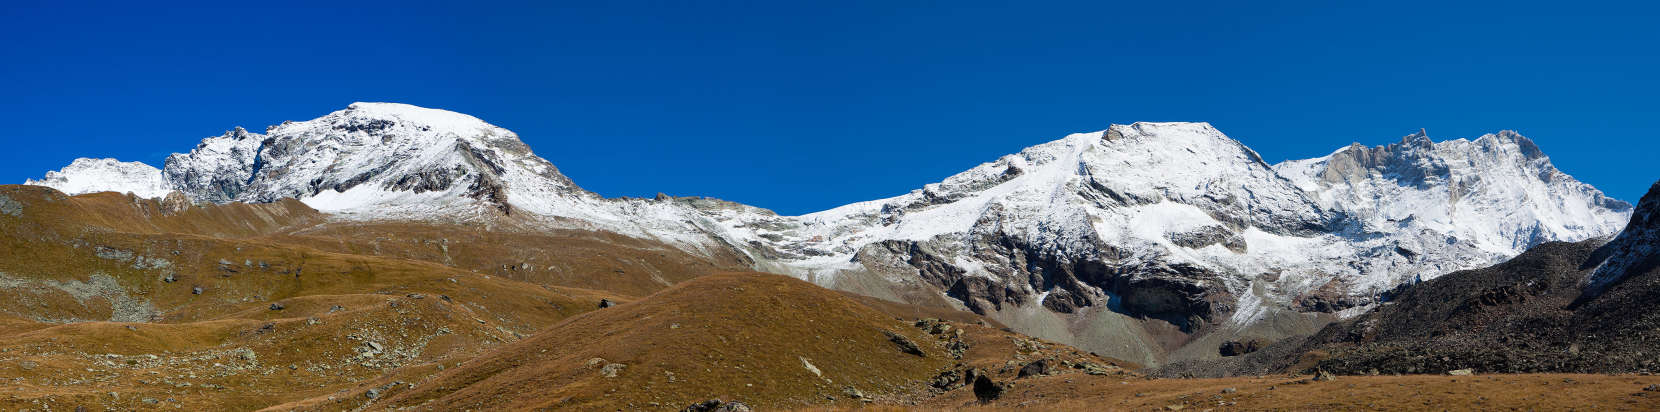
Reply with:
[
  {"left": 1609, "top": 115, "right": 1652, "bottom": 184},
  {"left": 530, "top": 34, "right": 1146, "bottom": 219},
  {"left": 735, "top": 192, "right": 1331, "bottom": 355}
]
[
  {"left": 680, "top": 399, "right": 752, "bottom": 412},
  {"left": 1314, "top": 370, "right": 1337, "bottom": 381},
  {"left": 599, "top": 362, "right": 626, "bottom": 378},
  {"left": 1447, "top": 368, "right": 1474, "bottom": 376},
  {"left": 882, "top": 330, "right": 924, "bottom": 357},
  {"left": 0, "top": 194, "right": 21, "bottom": 217},
  {"left": 598, "top": 298, "right": 615, "bottom": 308},
  {"left": 268, "top": 303, "right": 285, "bottom": 311},
  {"left": 1017, "top": 359, "right": 1053, "bottom": 378},
  {"left": 841, "top": 386, "right": 864, "bottom": 399}
]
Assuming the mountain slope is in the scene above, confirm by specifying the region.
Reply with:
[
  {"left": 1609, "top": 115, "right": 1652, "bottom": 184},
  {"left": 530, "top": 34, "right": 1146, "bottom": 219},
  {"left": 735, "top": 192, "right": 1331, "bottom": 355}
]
[
  {"left": 1246, "top": 180, "right": 1660, "bottom": 376},
  {"left": 721, "top": 123, "right": 1630, "bottom": 365}
]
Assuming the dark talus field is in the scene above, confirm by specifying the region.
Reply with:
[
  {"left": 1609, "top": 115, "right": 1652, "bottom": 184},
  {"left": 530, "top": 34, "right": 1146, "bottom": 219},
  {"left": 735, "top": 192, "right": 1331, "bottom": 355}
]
[{"left": 6, "top": 103, "right": 1659, "bottom": 410}]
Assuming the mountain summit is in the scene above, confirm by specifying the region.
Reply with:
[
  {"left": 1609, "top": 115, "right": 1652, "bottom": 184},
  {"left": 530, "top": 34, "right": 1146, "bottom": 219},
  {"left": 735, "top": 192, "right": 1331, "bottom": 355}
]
[
  {"left": 24, "top": 103, "right": 1633, "bottom": 364},
  {"left": 162, "top": 102, "right": 582, "bottom": 217}
]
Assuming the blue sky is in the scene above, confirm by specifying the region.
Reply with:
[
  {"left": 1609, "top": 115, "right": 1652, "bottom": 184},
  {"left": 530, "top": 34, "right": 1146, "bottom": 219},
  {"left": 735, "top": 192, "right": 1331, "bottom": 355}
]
[{"left": 3, "top": 1, "right": 1656, "bottom": 214}]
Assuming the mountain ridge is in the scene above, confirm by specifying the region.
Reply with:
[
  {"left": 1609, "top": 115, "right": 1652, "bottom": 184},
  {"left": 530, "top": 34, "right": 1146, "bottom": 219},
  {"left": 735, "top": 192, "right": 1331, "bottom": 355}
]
[{"left": 24, "top": 103, "right": 1633, "bottom": 365}]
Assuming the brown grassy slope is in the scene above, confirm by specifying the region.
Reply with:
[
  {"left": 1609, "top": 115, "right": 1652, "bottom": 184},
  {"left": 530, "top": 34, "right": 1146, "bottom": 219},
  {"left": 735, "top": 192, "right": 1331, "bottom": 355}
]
[
  {"left": 268, "top": 221, "right": 752, "bottom": 297},
  {"left": 0, "top": 186, "right": 647, "bottom": 411},
  {"left": 365, "top": 272, "right": 959, "bottom": 410},
  {"left": 0, "top": 186, "right": 321, "bottom": 237},
  {"left": 915, "top": 373, "right": 1660, "bottom": 411}
]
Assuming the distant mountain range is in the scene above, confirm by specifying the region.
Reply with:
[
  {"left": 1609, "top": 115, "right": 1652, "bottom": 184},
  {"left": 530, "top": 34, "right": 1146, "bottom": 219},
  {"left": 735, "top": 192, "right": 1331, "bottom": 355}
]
[{"left": 27, "top": 103, "right": 1632, "bottom": 365}]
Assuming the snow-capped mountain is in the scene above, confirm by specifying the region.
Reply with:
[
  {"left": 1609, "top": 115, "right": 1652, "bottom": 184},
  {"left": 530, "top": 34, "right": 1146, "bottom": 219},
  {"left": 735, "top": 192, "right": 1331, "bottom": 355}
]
[
  {"left": 162, "top": 102, "right": 582, "bottom": 217},
  {"left": 22, "top": 103, "right": 1634, "bottom": 365},
  {"left": 1275, "top": 129, "right": 1631, "bottom": 257},
  {"left": 709, "top": 122, "right": 1629, "bottom": 363},
  {"left": 25, "top": 158, "right": 172, "bottom": 198}
]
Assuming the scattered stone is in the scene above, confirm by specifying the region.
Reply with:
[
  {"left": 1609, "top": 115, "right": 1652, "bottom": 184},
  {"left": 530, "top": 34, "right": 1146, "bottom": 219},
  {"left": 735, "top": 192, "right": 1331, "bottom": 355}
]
[
  {"left": 161, "top": 273, "right": 176, "bottom": 283},
  {"left": 598, "top": 299, "right": 616, "bottom": 308},
  {"left": 1645, "top": 384, "right": 1660, "bottom": 392},
  {"left": 19, "top": 360, "right": 37, "bottom": 370},
  {"left": 1221, "top": 387, "right": 1237, "bottom": 394},
  {"left": 192, "top": 286, "right": 204, "bottom": 295},
  {"left": 945, "top": 339, "right": 970, "bottom": 359},
  {"left": 1077, "top": 362, "right": 1117, "bottom": 376},
  {"left": 842, "top": 386, "right": 865, "bottom": 399},
  {"left": 1017, "top": 359, "right": 1053, "bottom": 379},
  {"left": 1314, "top": 370, "right": 1337, "bottom": 382},
  {"left": 329, "top": 305, "right": 345, "bottom": 313},
  {"left": 599, "top": 362, "right": 626, "bottom": 378},
  {"left": 799, "top": 357, "right": 821, "bottom": 377},
  {"left": 882, "top": 330, "right": 925, "bottom": 357},
  {"left": 931, "top": 370, "right": 964, "bottom": 391},
  {"left": 269, "top": 303, "right": 285, "bottom": 311},
  {"left": 406, "top": 293, "right": 425, "bottom": 299},
  {"left": 1448, "top": 368, "right": 1474, "bottom": 376},
  {"left": 680, "top": 399, "right": 752, "bottom": 412},
  {"left": 366, "top": 388, "right": 382, "bottom": 399}
]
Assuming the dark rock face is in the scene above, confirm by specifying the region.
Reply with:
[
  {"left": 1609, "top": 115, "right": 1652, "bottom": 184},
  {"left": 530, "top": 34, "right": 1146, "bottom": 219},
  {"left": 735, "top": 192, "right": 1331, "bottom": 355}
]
[
  {"left": 1580, "top": 180, "right": 1660, "bottom": 300},
  {"left": 853, "top": 229, "right": 1234, "bottom": 333},
  {"left": 1166, "top": 225, "right": 1248, "bottom": 253}
]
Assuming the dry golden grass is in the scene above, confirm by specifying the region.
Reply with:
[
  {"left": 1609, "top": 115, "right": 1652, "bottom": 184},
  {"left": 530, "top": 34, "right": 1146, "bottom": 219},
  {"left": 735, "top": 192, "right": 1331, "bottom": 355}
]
[{"left": 909, "top": 372, "right": 1660, "bottom": 411}]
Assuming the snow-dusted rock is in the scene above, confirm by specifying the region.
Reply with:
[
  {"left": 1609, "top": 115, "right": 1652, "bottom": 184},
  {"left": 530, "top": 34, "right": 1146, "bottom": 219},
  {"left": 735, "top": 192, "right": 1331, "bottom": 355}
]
[
  {"left": 25, "top": 158, "right": 171, "bottom": 198},
  {"left": 1583, "top": 180, "right": 1660, "bottom": 296}
]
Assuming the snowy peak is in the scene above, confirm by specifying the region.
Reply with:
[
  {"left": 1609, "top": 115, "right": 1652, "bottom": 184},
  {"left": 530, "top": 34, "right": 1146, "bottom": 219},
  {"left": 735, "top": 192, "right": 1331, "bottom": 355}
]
[
  {"left": 162, "top": 127, "right": 265, "bottom": 203},
  {"left": 1275, "top": 129, "right": 1631, "bottom": 256},
  {"left": 25, "top": 158, "right": 171, "bottom": 198},
  {"left": 162, "top": 103, "right": 584, "bottom": 216}
]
